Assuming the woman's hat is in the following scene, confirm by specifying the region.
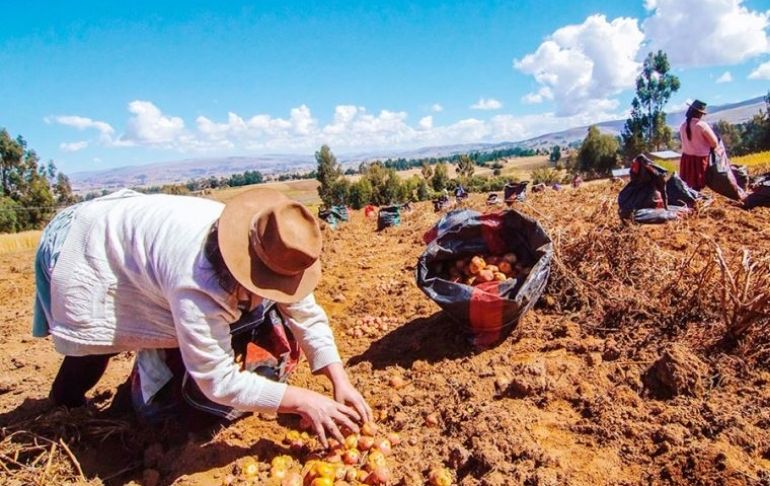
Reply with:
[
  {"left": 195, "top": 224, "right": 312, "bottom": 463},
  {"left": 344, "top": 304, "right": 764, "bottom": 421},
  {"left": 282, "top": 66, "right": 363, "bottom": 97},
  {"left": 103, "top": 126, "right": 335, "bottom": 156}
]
[
  {"left": 217, "top": 188, "right": 322, "bottom": 303},
  {"left": 687, "top": 99, "right": 708, "bottom": 114}
]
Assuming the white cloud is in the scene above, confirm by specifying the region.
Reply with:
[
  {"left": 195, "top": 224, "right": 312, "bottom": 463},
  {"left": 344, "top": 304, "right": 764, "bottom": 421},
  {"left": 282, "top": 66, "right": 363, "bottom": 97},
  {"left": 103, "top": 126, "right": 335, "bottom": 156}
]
[
  {"left": 643, "top": 0, "right": 770, "bottom": 67},
  {"left": 521, "top": 87, "right": 554, "bottom": 105},
  {"left": 716, "top": 71, "right": 733, "bottom": 83},
  {"left": 470, "top": 98, "right": 503, "bottom": 110},
  {"left": 59, "top": 141, "right": 89, "bottom": 152},
  {"left": 52, "top": 100, "right": 624, "bottom": 155},
  {"left": 749, "top": 61, "right": 770, "bottom": 80},
  {"left": 514, "top": 14, "right": 644, "bottom": 116},
  {"left": 45, "top": 115, "right": 115, "bottom": 143},
  {"left": 431, "top": 103, "right": 444, "bottom": 113},
  {"left": 121, "top": 100, "right": 186, "bottom": 146}
]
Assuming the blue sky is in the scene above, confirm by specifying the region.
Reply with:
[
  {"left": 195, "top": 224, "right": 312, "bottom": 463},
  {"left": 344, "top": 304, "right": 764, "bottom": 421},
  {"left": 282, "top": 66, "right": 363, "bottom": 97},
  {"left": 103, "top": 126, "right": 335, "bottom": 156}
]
[{"left": 2, "top": 0, "right": 769, "bottom": 173}]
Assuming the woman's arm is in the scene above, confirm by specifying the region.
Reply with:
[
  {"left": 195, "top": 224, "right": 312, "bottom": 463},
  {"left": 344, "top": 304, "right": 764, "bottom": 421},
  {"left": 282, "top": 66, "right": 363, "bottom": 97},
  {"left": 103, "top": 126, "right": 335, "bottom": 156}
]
[
  {"left": 701, "top": 121, "right": 719, "bottom": 149},
  {"left": 169, "top": 287, "right": 288, "bottom": 413},
  {"left": 278, "top": 295, "right": 373, "bottom": 422}
]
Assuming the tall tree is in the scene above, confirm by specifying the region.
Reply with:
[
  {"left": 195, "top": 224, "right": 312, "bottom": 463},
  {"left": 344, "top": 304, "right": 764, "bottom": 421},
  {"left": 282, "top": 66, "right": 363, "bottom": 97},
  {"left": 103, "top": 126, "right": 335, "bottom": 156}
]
[
  {"left": 315, "top": 145, "right": 342, "bottom": 207},
  {"left": 431, "top": 163, "right": 449, "bottom": 192},
  {"left": 53, "top": 172, "right": 79, "bottom": 206},
  {"left": 0, "top": 129, "right": 58, "bottom": 229},
  {"left": 621, "top": 50, "right": 680, "bottom": 158},
  {"left": 549, "top": 145, "right": 561, "bottom": 163},
  {"left": 456, "top": 154, "right": 475, "bottom": 179},
  {"left": 578, "top": 126, "right": 619, "bottom": 174},
  {"left": 420, "top": 161, "right": 433, "bottom": 180}
]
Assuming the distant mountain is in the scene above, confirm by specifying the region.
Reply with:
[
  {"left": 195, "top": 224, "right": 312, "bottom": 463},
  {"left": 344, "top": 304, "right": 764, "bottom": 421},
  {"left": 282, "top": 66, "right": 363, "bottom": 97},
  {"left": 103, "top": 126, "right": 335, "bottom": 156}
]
[{"left": 70, "top": 96, "right": 766, "bottom": 191}]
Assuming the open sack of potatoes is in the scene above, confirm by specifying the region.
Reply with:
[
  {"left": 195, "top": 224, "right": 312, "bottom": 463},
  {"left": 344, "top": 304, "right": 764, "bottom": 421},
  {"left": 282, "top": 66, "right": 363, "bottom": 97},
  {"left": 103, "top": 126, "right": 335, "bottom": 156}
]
[{"left": 417, "top": 209, "right": 553, "bottom": 349}]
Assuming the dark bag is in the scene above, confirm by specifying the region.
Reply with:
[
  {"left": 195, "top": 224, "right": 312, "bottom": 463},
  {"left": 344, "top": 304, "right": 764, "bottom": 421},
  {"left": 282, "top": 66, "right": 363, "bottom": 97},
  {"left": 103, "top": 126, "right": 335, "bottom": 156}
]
[
  {"left": 631, "top": 206, "right": 689, "bottom": 224},
  {"left": 666, "top": 174, "right": 702, "bottom": 207},
  {"left": 377, "top": 205, "right": 401, "bottom": 230},
  {"left": 731, "top": 165, "right": 749, "bottom": 191},
  {"left": 743, "top": 173, "right": 770, "bottom": 210},
  {"left": 318, "top": 206, "right": 348, "bottom": 230},
  {"left": 131, "top": 304, "right": 300, "bottom": 422},
  {"left": 705, "top": 145, "right": 745, "bottom": 201},
  {"left": 504, "top": 181, "right": 529, "bottom": 204},
  {"left": 416, "top": 209, "right": 552, "bottom": 349},
  {"left": 618, "top": 155, "right": 668, "bottom": 220}
]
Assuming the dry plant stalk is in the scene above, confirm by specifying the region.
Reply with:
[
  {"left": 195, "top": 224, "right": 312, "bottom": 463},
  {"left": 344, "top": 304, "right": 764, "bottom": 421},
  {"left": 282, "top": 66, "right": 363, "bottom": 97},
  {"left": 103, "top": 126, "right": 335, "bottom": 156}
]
[{"left": 714, "top": 245, "right": 770, "bottom": 339}]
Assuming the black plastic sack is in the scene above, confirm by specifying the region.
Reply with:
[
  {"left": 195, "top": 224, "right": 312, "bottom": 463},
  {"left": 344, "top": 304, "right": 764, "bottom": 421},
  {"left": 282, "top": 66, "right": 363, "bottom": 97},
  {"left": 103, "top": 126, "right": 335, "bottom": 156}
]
[
  {"left": 618, "top": 182, "right": 665, "bottom": 219},
  {"left": 618, "top": 155, "right": 668, "bottom": 220},
  {"left": 666, "top": 174, "right": 702, "bottom": 207},
  {"left": 504, "top": 181, "right": 529, "bottom": 204},
  {"left": 631, "top": 206, "right": 690, "bottom": 224},
  {"left": 332, "top": 205, "right": 349, "bottom": 222},
  {"left": 377, "top": 205, "right": 401, "bottom": 230},
  {"left": 743, "top": 173, "right": 770, "bottom": 210},
  {"left": 319, "top": 206, "right": 348, "bottom": 230},
  {"left": 416, "top": 209, "right": 552, "bottom": 349},
  {"left": 732, "top": 165, "right": 749, "bottom": 191},
  {"left": 705, "top": 145, "right": 745, "bottom": 201}
]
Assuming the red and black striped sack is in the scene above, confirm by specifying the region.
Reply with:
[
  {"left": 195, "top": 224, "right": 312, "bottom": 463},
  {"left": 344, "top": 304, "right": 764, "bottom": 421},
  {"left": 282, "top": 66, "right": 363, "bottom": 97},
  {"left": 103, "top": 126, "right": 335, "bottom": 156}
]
[{"left": 417, "top": 209, "right": 552, "bottom": 349}]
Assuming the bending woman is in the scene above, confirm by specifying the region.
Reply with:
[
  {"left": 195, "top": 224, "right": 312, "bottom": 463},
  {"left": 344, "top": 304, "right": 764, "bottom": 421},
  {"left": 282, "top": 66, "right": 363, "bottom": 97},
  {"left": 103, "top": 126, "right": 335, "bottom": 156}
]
[{"left": 33, "top": 187, "right": 371, "bottom": 446}]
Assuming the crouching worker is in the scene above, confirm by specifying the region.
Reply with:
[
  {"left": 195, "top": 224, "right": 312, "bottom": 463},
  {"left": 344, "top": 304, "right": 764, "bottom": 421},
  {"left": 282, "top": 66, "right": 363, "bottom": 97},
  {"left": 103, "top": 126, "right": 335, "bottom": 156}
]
[{"left": 32, "top": 188, "right": 371, "bottom": 446}]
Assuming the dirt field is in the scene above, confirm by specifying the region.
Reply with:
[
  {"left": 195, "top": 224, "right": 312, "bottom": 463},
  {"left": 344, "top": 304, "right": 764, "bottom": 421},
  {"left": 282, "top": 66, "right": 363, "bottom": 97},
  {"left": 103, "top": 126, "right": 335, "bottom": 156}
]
[{"left": 1, "top": 182, "right": 769, "bottom": 485}]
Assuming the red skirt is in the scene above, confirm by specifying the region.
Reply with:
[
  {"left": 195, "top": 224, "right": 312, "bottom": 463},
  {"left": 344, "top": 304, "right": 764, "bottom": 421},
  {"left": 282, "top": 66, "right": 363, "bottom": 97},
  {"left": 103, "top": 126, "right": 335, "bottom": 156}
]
[{"left": 679, "top": 154, "right": 709, "bottom": 191}]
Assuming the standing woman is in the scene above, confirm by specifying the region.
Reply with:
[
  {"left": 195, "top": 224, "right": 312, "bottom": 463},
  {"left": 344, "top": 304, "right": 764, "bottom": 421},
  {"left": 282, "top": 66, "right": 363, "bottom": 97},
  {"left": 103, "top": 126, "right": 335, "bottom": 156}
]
[{"left": 679, "top": 99, "right": 719, "bottom": 190}]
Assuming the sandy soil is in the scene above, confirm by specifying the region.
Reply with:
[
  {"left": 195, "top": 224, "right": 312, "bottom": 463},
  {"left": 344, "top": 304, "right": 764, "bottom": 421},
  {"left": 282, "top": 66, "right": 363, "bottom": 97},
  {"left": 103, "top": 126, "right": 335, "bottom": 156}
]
[{"left": 1, "top": 182, "right": 769, "bottom": 485}]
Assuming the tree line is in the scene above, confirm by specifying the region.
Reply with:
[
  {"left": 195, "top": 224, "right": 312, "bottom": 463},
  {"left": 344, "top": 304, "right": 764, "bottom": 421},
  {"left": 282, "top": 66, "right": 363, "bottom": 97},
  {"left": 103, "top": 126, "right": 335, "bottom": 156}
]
[
  {"left": 0, "top": 129, "right": 77, "bottom": 232},
  {"left": 315, "top": 145, "right": 511, "bottom": 210}
]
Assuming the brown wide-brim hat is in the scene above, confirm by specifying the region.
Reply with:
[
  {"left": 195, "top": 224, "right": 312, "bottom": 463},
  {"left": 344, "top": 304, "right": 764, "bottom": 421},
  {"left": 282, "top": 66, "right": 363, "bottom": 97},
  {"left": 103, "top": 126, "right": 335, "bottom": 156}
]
[{"left": 218, "top": 187, "right": 322, "bottom": 303}]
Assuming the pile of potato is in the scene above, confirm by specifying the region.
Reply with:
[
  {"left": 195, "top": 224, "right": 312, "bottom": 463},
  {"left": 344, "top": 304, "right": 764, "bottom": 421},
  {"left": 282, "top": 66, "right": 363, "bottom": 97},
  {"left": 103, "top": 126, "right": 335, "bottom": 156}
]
[
  {"left": 224, "top": 421, "right": 454, "bottom": 485},
  {"left": 442, "top": 253, "right": 530, "bottom": 286},
  {"left": 346, "top": 315, "right": 399, "bottom": 339}
]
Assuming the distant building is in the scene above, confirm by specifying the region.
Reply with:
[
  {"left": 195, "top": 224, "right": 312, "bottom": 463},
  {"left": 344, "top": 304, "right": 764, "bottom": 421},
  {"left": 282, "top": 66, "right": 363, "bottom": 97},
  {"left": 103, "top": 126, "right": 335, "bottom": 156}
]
[
  {"left": 611, "top": 168, "right": 631, "bottom": 178},
  {"left": 648, "top": 150, "right": 681, "bottom": 163}
]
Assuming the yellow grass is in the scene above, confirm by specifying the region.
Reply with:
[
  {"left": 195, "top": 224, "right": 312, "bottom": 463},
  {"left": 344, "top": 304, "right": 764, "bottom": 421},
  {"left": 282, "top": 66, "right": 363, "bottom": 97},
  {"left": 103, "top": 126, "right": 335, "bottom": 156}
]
[
  {"left": 732, "top": 150, "right": 770, "bottom": 167},
  {"left": 0, "top": 230, "right": 41, "bottom": 255},
  {"left": 209, "top": 179, "right": 321, "bottom": 205}
]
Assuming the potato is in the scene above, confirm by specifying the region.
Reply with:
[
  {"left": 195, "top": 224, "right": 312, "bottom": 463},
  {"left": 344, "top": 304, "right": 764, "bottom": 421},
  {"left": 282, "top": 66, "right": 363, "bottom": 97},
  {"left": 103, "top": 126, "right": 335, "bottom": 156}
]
[
  {"left": 486, "top": 264, "right": 499, "bottom": 273},
  {"left": 469, "top": 256, "right": 486, "bottom": 274},
  {"left": 476, "top": 269, "right": 494, "bottom": 283},
  {"left": 498, "top": 261, "right": 512, "bottom": 274},
  {"left": 503, "top": 253, "right": 518, "bottom": 264},
  {"left": 494, "top": 272, "right": 507, "bottom": 282}
]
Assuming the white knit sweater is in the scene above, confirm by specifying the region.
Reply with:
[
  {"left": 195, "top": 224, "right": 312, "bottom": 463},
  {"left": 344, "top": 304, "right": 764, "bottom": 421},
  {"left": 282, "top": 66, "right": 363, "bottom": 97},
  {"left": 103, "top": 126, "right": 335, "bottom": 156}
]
[{"left": 49, "top": 192, "right": 341, "bottom": 413}]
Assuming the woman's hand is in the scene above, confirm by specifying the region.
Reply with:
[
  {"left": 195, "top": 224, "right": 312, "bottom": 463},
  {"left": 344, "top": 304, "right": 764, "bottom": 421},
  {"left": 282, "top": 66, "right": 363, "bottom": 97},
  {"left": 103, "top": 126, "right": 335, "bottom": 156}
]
[
  {"left": 278, "top": 386, "right": 360, "bottom": 448},
  {"left": 322, "top": 362, "right": 373, "bottom": 423}
]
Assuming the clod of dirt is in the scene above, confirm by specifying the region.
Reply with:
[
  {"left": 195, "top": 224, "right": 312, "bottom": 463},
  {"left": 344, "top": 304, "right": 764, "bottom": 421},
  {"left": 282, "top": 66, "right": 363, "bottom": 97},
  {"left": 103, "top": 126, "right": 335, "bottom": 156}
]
[
  {"left": 448, "top": 444, "right": 471, "bottom": 469},
  {"left": 503, "top": 358, "right": 548, "bottom": 398},
  {"left": 602, "top": 340, "right": 621, "bottom": 361},
  {"left": 653, "top": 424, "right": 688, "bottom": 447},
  {"left": 644, "top": 345, "right": 708, "bottom": 398}
]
